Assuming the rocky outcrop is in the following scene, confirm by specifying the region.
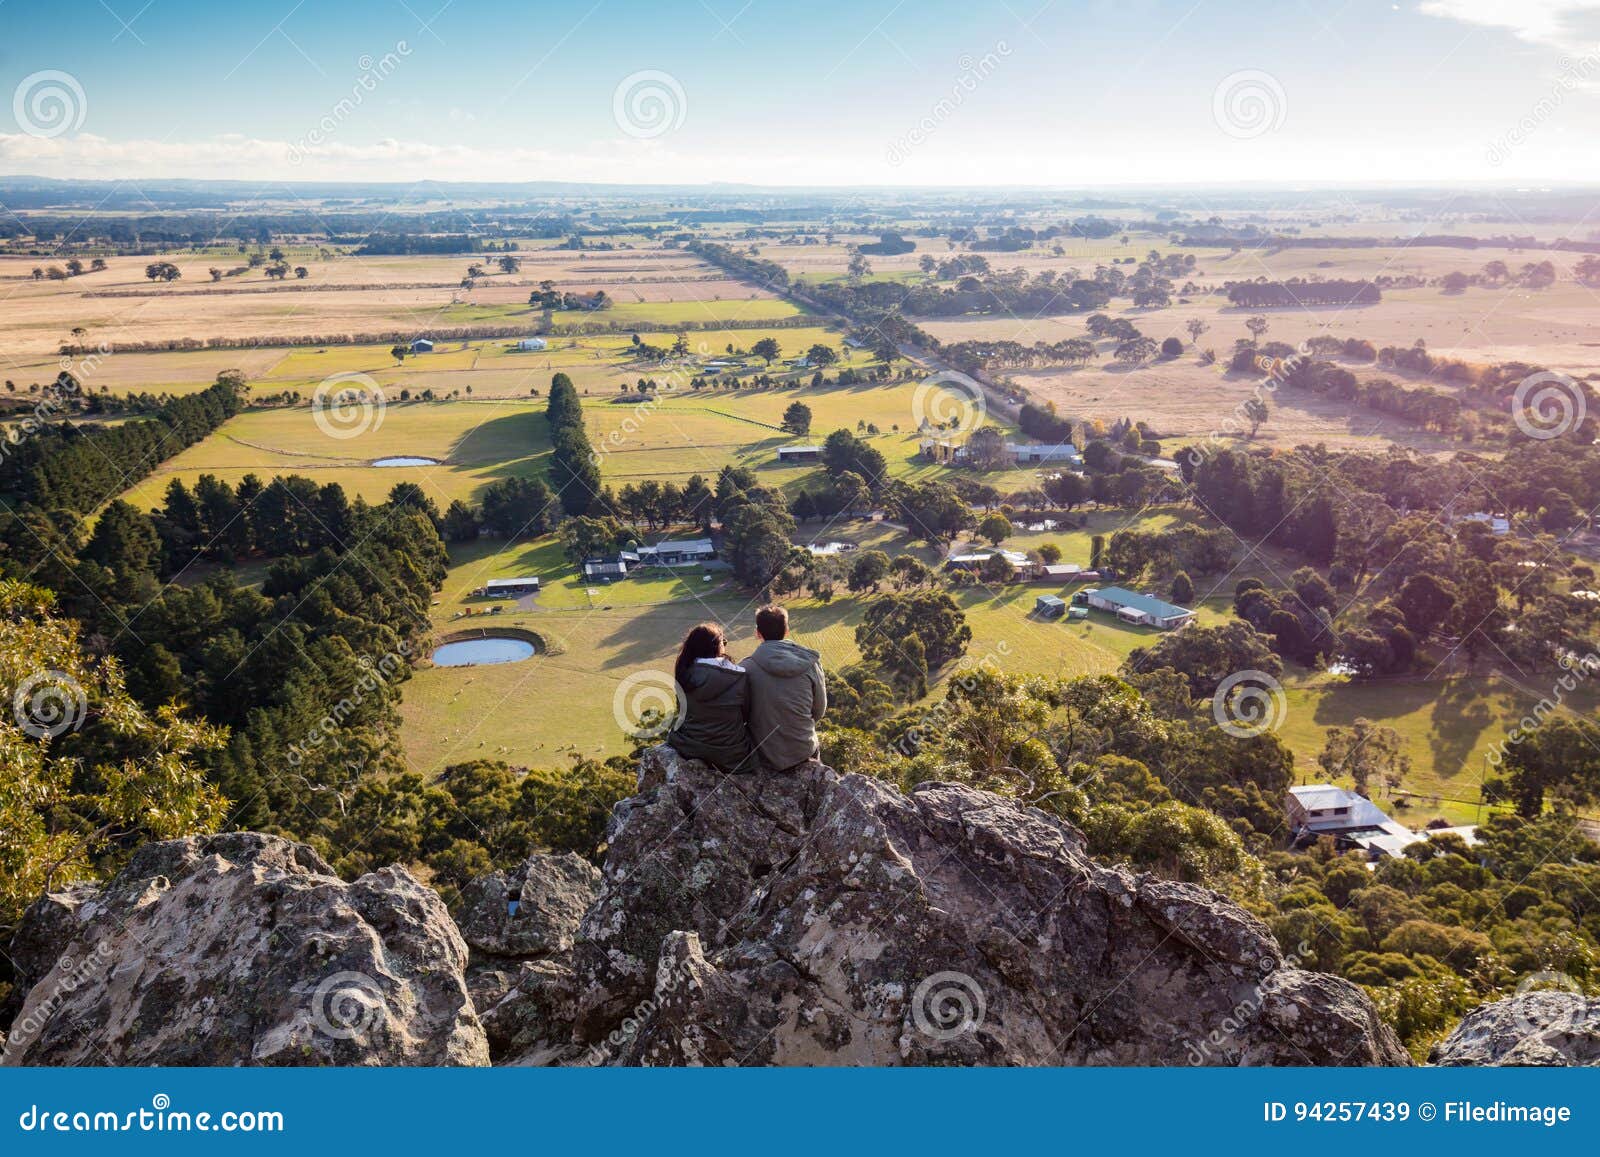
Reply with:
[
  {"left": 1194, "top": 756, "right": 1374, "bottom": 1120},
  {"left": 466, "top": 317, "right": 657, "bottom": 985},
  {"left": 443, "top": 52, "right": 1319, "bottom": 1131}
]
[
  {"left": 4, "top": 750, "right": 1410, "bottom": 1067},
  {"left": 1432, "top": 992, "right": 1600, "bottom": 1066},
  {"left": 456, "top": 852, "right": 600, "bottom": 963},
  {"left": 453, "top": 853, "right": 600, "bottom": 1065},
  {"left": 1, "top": 833, "right": 487, "bottom": 1067},
  {"left": 572, "top": 746, "right": 1407, "bottom": 1066}
]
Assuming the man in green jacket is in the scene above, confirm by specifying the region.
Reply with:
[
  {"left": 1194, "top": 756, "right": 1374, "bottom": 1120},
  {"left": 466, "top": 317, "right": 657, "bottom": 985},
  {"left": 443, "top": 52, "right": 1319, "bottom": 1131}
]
[{"left": 743, "top": 604, "right": 827, "bottom": 771}]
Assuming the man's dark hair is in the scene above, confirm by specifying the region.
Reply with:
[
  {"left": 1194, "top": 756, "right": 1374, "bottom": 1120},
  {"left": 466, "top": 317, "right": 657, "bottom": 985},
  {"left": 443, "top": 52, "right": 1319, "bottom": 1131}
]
[{"left": 755, "top": 604, "right": 789, "bottom": 641}]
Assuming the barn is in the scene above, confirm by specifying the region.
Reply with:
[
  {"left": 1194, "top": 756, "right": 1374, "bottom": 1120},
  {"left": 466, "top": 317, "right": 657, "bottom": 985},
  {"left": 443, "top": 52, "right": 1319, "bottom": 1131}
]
[{"left": 481, "top": 576, "right": 541, "bottom": 598}]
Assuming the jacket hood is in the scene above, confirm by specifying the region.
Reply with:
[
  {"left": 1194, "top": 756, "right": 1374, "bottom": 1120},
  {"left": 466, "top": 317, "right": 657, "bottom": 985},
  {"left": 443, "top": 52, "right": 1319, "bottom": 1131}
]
[
  {"left": 747, "top": 638, "right": 820, "bottom": 678},
  {"left": 681, "top": 660, "right": 746, "bottom": 700}
]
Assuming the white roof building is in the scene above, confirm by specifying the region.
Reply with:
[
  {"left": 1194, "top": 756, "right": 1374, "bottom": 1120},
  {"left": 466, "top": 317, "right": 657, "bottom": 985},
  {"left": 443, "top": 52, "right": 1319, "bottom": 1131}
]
[{"left": 1286, "top": 784, "right": 1477, "bottom": 861}]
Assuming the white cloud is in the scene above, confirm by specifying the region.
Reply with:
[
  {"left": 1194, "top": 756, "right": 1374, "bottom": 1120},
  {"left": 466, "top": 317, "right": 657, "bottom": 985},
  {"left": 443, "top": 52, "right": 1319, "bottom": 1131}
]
[{"left": 1419, "top": 0, "right": 1600, "bottom": 51}]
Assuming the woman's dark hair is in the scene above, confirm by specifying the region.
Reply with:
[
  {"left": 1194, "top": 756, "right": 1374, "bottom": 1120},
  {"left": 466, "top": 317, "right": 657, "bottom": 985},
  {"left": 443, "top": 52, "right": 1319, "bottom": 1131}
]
[{"left": 675, "top": 623, "right": 727, "bottom": 689}]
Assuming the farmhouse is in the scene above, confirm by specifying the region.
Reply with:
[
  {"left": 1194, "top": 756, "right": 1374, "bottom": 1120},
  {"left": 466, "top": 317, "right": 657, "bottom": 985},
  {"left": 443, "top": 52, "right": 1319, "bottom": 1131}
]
[
  {"left": 1285, "top": 784, "right": 1478, "bottom": 861},
  {"left": 777, "top": 445, "right": 823, "bottom": 463},
  {"left": 516, "top": 337, "right": 549, "bottom": 351},
  {"left": 637, "top": 538, "right": 716, "bottom": 566},
  {"left": 1082, "top": 586, "right": 1195, "bottom": 629},
  {"left": 409, "top": 338, "right": 435, "bottom": 354},
  {"left": 480, "top": 576, "right": 541, "bottom": 598},
  {"left": 1007, "top": 442, "right": 1082, "bottom": 467}
]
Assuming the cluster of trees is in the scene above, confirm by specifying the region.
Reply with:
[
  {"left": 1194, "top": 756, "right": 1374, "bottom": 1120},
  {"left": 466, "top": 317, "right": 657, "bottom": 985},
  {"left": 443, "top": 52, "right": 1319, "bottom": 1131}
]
[
  {"left": 1104, "top": 523, "right": 1234, "bottom": 584},
  {"left": 151, "top": 473, "right": 363, "bottom": 571},
  {"left": 545, "top": 373, "right": 602, "bottom": 516},
  {"left": 687, "top": 239, "right": 791, "bottom": 290},
  {"left": 1224, "top": 279, "right": 1381, "bottom": 307},
  {"left": 143, "top": 261, "right": 182, "bottom": 282},
  {"left": 0, "top": 374, "right": 246, "bottom": 513},
  {"left": 1179, "top": 438, "right": 1600, "bottom": 676}
]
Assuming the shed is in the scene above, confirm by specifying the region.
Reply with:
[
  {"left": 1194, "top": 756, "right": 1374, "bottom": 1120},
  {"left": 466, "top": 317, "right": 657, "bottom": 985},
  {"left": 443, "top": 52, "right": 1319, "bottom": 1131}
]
[
  {"left": 1034, "top": 595, "right": 1066, "bottom": 618},
  {"left": 517, "top": 337, "right": 549, "bottom": 351},
  {"left": 410, "top": 338, "right": 435, "bottom": 354},
  {"left": 482, "top": 576, "right": 540, "bottom": 598}
]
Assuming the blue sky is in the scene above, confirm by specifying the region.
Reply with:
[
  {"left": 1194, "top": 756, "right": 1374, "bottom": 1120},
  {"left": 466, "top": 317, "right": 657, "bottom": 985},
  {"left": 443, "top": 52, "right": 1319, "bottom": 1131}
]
[{"left": 2, "top": 0, "right": 1599, "bottom": 185}]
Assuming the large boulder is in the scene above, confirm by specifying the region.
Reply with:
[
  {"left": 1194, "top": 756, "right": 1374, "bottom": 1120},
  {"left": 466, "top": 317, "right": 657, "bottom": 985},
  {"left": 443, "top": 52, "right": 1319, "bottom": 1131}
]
[
  {"left": 573, "top": 746, "right": 1408, "bottom": 1066},
  {"left": 1431, "top": 991, "right": 1600, "bottom": 1066},
  {"left": 454, "top": 853, "right": 601, "bottom": 1065},
  {"left": 455, "top": 852, "right": 600, "bottom": 962},
  {"left": 1, "top": 833, "right": 487, "bottom": 1067}
]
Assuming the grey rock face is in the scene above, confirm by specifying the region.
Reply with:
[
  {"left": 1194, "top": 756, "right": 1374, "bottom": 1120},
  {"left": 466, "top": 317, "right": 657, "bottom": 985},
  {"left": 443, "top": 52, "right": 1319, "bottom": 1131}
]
[
  {"left": 455, "top": 852, "right": 600, "bottom": 962},
  {"left": 454, "top": 852, "right": 601, "bottom": 1065},
  {"left": 1432, "top": 992, "right": 1600, "bottom": 1066},
  {"left": 2, "top": 833, "right": 487, "bottom": 1067},
  {"left": 571, "top": 746, "right": 1409, "bottom": 1066}
]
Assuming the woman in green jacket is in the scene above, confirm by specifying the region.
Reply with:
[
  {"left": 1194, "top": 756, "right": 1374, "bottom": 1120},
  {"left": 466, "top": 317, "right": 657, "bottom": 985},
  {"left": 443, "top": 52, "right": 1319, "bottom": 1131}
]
[{"left": 664, "top": 623, "right": 758, "bottom": 773}]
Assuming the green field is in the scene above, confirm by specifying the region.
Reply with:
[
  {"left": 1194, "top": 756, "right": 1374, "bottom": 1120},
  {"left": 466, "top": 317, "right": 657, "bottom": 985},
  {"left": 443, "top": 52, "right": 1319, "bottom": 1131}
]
[{"left": 117, "top": 377, "right": 974, "bottom": 511}]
